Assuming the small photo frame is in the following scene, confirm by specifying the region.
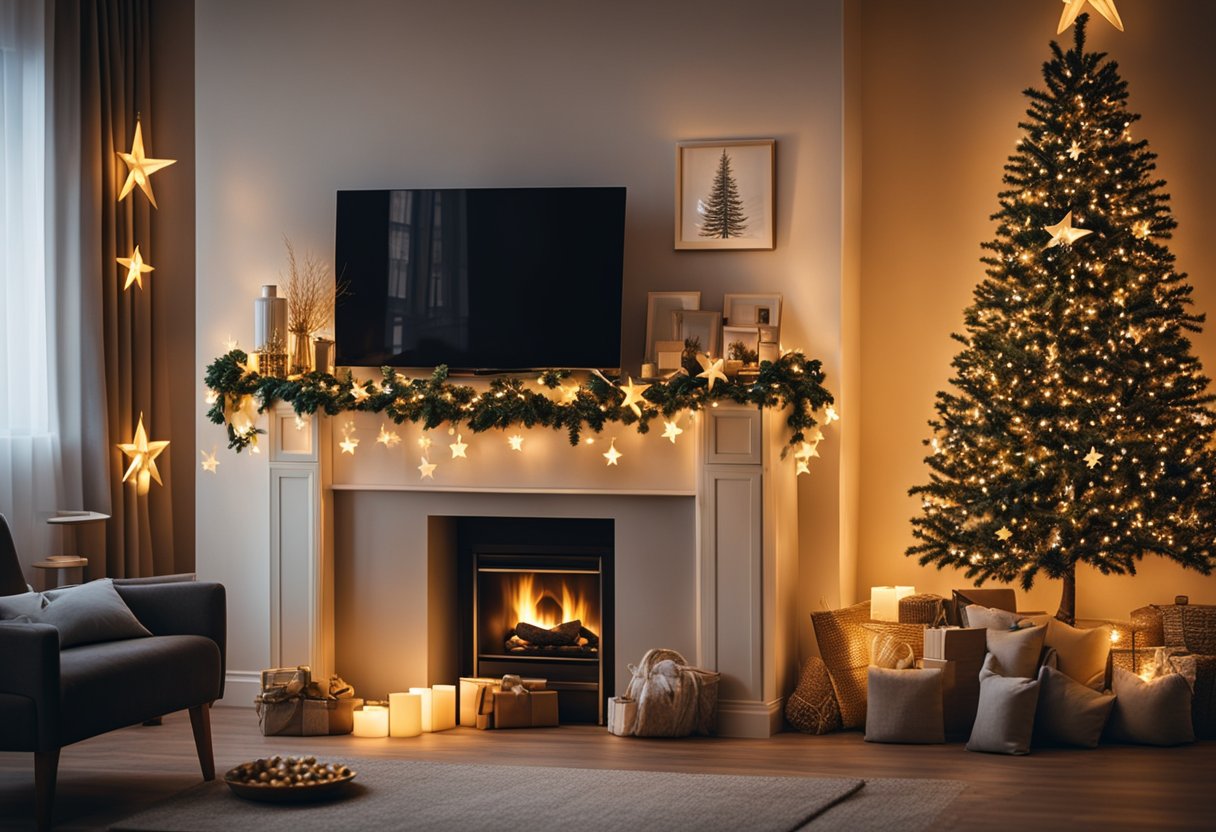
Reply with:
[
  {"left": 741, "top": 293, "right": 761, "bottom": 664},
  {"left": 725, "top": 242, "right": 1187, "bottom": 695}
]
[
  {"left": 644, "top": 291, "right": 701, "bottom": 363},
  {"left": 723, "top": 325, "right": 761, "bottom": 365},
  {"left": 673, "top": 309, "right": 723, "bottom": 359},
  {"left": 654, "top": 339, "right": 685, "bottom": 372},
  {"left": 675, "top": 139, "right": 775, "bottom": 250},
  {"left": 724, "top": 293, "right": 782, "bottom": 329},
  {"left": 758, "top": 324, "right": 779, "bottom": 344}
]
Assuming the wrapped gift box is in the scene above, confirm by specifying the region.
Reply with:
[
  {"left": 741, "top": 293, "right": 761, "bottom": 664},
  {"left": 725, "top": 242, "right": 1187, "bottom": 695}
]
[
  {"left": 459, "top": 677, "right": 547, "bottom": 727},
  {"left": 257, "top": 696, "right": 362, "bottom": 736},
  {"left": 491, "top": 689, "right": 559, "bottom": 729}
]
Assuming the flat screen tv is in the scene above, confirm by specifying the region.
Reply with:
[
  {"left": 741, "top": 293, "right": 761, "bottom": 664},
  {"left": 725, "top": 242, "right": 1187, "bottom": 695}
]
[{"left": 334, "top": 187, "right": 625, "bottom": 372}]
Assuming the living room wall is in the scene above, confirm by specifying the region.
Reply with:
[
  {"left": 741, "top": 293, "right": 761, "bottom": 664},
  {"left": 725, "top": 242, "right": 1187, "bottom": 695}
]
[
  {"left": 856, "top": 0, "right": 1216, "bottom": 619},
  {"left": 194, "top": 0, "right": 849, "bottom": 693}
]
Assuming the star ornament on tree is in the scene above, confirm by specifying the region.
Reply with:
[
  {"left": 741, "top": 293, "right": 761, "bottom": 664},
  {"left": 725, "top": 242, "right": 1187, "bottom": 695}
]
[
  {"left": 1067, "top": 140, "right": 1083, "bottom": 161},
  {"left": 1057, "top": 0, "right": 1124, "bottom": 35},
  {"left": 1043, "top": 210, "right": 1094, "bottom": 248},
  {"left": 117, "top": 246, "right": 155, "bottom": 291},
  {"left": 117, "top": 413, "right": 169, "bottom": 496},
  {"left": 117, "top": 119, "right": 176, "bottom": 209},
  {"left": 1084, "top": 446, "right": 1104, "bottom": 468},
  {"left": 996, "top": 526, "right": 1013, "bottom": 542}
]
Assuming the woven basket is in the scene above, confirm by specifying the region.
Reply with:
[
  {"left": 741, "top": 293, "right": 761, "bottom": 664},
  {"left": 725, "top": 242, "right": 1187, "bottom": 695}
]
[
  {"left": 1160, "top": 603, "right": 1216, "bottom": 654},
  {"left": 1130, "top": 605, "right": 1164, "bottom": 649},
  {"left": 898, "top": 593, "right": 946, "bottom": 625},
  {"left": 784, "top": 656, "right": 841, "bottom": 735}
]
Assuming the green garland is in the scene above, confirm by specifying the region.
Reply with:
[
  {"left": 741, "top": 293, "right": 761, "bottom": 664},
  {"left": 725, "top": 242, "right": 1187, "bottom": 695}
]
[{"left": 204, "top": 350, "right": 834, "bottom": 454}]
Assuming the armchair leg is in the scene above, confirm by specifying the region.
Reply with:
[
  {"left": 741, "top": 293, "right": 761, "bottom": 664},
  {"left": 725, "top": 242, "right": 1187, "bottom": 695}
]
[
  {"left": 188, "top": 704, "right": 216, "bottom": 781},
  {"left": 34, "top": 748, "right": 59, "bottom": 832}
]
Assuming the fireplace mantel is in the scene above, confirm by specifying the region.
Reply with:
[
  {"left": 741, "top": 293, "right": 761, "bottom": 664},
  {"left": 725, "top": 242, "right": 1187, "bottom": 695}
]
[{"left": 265, "top": 400, "right": 798, "bottom": 737}]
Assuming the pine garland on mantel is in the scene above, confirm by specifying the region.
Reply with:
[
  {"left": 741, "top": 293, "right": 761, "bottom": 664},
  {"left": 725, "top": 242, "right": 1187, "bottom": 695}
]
[{"left": 203, "top": 350, "right": 835, "bottom": 455}]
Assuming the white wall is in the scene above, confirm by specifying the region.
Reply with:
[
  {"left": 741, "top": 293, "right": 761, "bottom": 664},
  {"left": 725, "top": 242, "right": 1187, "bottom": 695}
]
[{"left": 195, "top": 0, "right": 847, "bottom": 697}]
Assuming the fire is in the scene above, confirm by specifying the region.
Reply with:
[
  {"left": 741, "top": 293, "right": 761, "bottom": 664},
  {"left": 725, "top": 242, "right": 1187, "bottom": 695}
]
[{"left": 505, "top": 573, "right": 596, "bottom": 632}]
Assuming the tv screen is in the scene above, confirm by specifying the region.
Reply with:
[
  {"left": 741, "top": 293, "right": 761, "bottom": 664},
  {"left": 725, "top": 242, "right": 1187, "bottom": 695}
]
[{"left": 334, "top": 187, "right": 625, "bottom": 372}]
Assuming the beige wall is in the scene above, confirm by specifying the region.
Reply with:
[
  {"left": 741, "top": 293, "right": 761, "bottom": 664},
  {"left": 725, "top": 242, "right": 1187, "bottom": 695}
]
[{"left": 856, "top": 0, "right": 1216, "bottom": 620}]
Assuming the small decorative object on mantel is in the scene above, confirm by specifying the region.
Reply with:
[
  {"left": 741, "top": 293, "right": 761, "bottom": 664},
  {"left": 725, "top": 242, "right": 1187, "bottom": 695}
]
[{"left": 282, "top": 237, "right": 342, "bottom": 374}]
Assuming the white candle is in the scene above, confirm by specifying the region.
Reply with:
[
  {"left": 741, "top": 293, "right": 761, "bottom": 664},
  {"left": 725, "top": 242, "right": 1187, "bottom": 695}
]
[
  {"left": 389, "top": 692, "right": 422, "bottom": 738},
  {"left": 870, "top": 585, "right": 916, "bottom": 622},
  {"left": 431, "top": 684, "right": 457, "bottom": 732},
  {"left": 352, "top": 704, "right": 389, "bottom": 738},
  {"left": 409, "top": 687, "right": 433, "bottom": 732}
]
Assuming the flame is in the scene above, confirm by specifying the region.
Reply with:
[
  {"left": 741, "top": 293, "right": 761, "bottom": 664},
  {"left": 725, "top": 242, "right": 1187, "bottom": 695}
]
[{"left": 505, "top": 573, "right": 597, "bottom": 633}]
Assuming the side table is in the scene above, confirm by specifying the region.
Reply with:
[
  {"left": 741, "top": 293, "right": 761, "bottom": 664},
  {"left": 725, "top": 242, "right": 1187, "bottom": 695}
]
[{"left": 31, "top": 556, "right": 88, "bottom": 590}]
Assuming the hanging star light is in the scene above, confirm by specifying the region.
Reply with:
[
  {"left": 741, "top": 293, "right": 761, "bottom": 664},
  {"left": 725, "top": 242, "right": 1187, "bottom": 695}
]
[
  {"left": 116, "top": 413, "right": 169, "bottom": 496},
  {"left": 294, "top": 414, "right": 309, "bottom": 431},
  {"left": 223, "top": 336, "right": 239, "bottom": 351},
  {"left": 824, "top": 406, "right": 840, "bottom": 424},
  {"left": 418, "top": 435, "right": 433, "bottom": 451},
  {"left": 116, "top": 118, "right": 177, "bottom": 209},
  {"left": 508, "top": 434, "right": 524, "bottom": 451},
  {"left": 796, "top": 460, "right": 811, "bottom": 476},
  {"left": 996, "top": 526, "right": 1013, "bottom": 542},
  {"left": 603, "top": 438, "right": 622, "bottom": 466},
  {"left": 418, "top": 457, "right": 437, "bottom": 479},
  {"left": 339, "top": 434, "right": 359, "bottom": 455},
  {"left": 618, "top": 377, "right": 651, "bottom": 418},
  {"left": 200, "top": 449, "right": 219, "bottom": 473},
  {"left": 116, "top": 246, "right": 155, "bottom": 291},
  {"left": 1084, "top": 446, "right": 1104, "bottom": 468},
  {"left": 1057, "top": 0, "right": 1124, "bottom": 35},
  {"left": 449, "top": 434, "right": 468, "bottom": 459},
  {"left": 223, "top": 394, "right": 259, "bottom": 437},
  {"left": 1043, "top": 210, "right": 1094, "bottom": 248},
  {"left": 204, "top": 388, "right": 219, "bottom": 406},
  {"left": 696, "top": 355, "right": 728, "bottom": 392},
  {"left": 661, "top": 420, "right": 683, "bottom": 444},
  {"left": 377, "top": 425, "right": 401, "bottom": 447}
]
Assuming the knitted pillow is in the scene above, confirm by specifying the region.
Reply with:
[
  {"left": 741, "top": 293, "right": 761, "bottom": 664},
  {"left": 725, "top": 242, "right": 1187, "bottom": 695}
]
[
  {"left": 785, "top": 656, "right": 841, "bottom": 734},
  {"left": 810, "top": 602, "right": 871, "bottom": 729}
]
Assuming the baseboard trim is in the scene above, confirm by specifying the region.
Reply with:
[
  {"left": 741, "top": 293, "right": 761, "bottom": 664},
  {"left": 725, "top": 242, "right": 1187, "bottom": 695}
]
[
  {"left": 216, "top": 670, "right": 259, "bottom": 708},
  {"left": 716, "top": 697, "right": 783, "bottom": 738}
]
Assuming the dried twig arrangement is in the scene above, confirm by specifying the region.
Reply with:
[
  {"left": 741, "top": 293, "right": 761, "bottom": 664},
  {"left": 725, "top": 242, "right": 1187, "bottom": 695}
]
[{"left": 282, "top": 236, "right": 341, "bottom": 337}]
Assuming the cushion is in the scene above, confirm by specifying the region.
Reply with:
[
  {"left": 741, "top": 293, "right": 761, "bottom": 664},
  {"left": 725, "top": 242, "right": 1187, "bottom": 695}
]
[
  {"left": 36, "top": 578, "right": 152, "bottom": 648},
  {"left": 1034, "top": 664, "right": 1115, "bottom": 748},
  {"left": 1045, "top": 618, "right": 1110, "bottom": 689},
  {"left": 785, "top": 656, "right": 841, "bottom": 734},
  {"left": 864, "top": 667, "right": 944, "bottom": 744},
  {"left": 0, "top": 590, "right": 47, "bottom": 619},
  {"left": 985, "top": 624, "right": 1046, "bottom": 678},
  {"left": 966, "top": 654, "right": 1040, "bottom": 754},
  {"left": 1106, "top": 667, "right": 1194, "bottom": 746},
  {"left": 963, "top": 604, "right": 1023, "bottom": 630}
]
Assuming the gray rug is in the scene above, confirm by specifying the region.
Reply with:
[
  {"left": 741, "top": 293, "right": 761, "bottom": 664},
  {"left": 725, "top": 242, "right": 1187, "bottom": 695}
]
[{"left": 110, "top": 758, "right": 964, "bottom": 832}]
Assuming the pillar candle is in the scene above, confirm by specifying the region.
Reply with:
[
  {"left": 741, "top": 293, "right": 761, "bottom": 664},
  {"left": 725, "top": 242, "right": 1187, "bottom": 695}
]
[
  {"left": 389, "top": 692, "right": 422, "bottom": 738},
  {"left": 431, "top": 684, "right": 457, "bottom": 732},
  {"left": 352, "top": 704, "right": 389, "bottom": 738},
  {"left": 409, "top": 687, "right": 433, "bottom": 732},
  {"left": 870, "top": 585, "right": 915, "bottom": 622}
]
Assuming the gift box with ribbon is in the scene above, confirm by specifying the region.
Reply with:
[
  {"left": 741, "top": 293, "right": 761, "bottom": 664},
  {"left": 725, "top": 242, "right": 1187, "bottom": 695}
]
[
  {"left": 459, "top": 675, "right": 547, "bottom": 728},
  {"left": 255, "top": 666, "right": 360, "bottom": 736}
]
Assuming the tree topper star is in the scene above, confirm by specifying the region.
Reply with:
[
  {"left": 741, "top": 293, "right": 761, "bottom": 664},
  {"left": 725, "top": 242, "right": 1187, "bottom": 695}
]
[
  {"left": 619, "top": 377, "right": 651, "bottom": 418},
  {"left": 1044, "top": 210, "right": 1094, "bottom": 248},
  {"left": 117, "top": 119, "right": 177, "bottom": 208},
  {"left": 696, "top": 355, "right": 728, "bottom": 392},
  {"left": 117, "top": 246, "right": 155, "bottom": 291},
  {"left": 1057, "top": 0, "right": 1124, "bottom": 35},
  {"left": 117, "top": 413, "right": 169, "bottom": 496}
]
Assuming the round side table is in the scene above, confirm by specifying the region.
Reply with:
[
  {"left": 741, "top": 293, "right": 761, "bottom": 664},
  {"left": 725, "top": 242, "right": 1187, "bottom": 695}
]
[{"left": 32, "top": 556, "right": 88, "bottom": 590}]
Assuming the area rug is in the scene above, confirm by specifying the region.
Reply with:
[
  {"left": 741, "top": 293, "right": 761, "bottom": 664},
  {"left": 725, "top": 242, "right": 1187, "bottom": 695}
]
[{"left": 110, "top": 758, "right": 964, "bottom": 832}]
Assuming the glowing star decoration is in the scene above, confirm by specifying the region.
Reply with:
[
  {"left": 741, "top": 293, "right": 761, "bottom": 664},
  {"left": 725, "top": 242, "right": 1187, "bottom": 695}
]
[
  {"left": 1084, "top": 446, "right": 1104, "bottom": 468},
  {"left": 449, "top": 434, "right": 468, "bottom": 459},
  {"left": 619, "top": 377, "right": 651, "bottom": 417},
  {"left": 661, "top": 420, "right": 683, "bottom": 444},
  {"left": 116, "top": 119, "right": 176, "bottom": 208},
  {"left": 116, "top": 246, "right": 155, "bottom": 291},
  {"left": 508, "top": 434, "right": 524, "bottom": 451},
  {"left": 223, "top": 394, "right": 259, "bottom": 437},
  {"left": 602, "top": 439, "right": 622, "bottom": 466},
  {"left": 377, "top": 425, "right": 401, "bottom": 447},
  {"left": 795, "top": 441, "right": 820, "bottom": 460},
  {"left": 1067, "top": 140, "right": 1083, "bottom": 161},
  {"left": 561, "top": 384, "right": 581, "bottom": 403},
  {"left": 349, "top": 383, "right": 370, "bottom": 403},
  {"left": 200, "top": 449, "right": 219, "bottom": 474},
  {"left": 808, "top": 427, "right": 825, "bottom": 443},
  {"left": 1043, "top": 210, "right": 1094, "bottom": 248},
  {"left": 1132, "top": 220, "right": 1151, "bottom": 239},
  {"left": 824, "top": 406, "right": 840, "bottom": 424},
  {"left": 339, "top": 435, "right": 359, "bottom": 455},
  {"left": 996, "top": 526, "right": 1013, "bottom": 542},
  {"left": 796, "top": 460, "right": 811, "bottom": 476},
  {"left": 294, "top": 415, "right": 309, "bottom": 431},
  {"left": 418, "top": 458, "right": 437, "bottom": 479},
  {"left": 1057, "top": 0, "right": 1124, "bottom": 35},
  {"left": 116, "top": 413, "right": 169, "bottom": 496},
  {"left": 204, "top": 388, "right": 219, "bottom": 406},
  {"left": 418, "top": 435, "right": 433, "bottom": 451},
  {"left": 223, "top": 336, "right": 239, "bottom": 351},
  {"left": 695, "top": 355, "right": 728, "bottom": 392}
]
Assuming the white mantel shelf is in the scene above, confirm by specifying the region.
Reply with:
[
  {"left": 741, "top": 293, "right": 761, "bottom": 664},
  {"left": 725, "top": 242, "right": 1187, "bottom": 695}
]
[{"left": 266, "top": 400, "right": 798, "bottom": 738}]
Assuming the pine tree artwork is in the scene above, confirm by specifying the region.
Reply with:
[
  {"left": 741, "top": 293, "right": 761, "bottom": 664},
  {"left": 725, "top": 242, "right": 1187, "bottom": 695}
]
[
  {"left": 698, "top": 149, "right": 749, "bottom": 239},
  {"left": 908, "top": 16, "right": 1216, "bottom": 623}
]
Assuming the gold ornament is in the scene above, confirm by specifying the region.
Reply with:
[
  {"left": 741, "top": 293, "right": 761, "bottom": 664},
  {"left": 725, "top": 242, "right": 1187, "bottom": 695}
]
[
  {"left": 996, "top": 526, "right": 1013, "bottom": 542},
  {"left": 619, "top": 377, "right": 651, "bottom": 418},
  {"left": 1057, "top": 0, "right": 1124, "bottom": 35},
  {"left": 603, "top": 439, "right": 622, "bottom": 466},
  {"left": 116, "top": 246, "right": 155, "bottom": 291},
  {"left": 116, "top": 119, "right": 176, "bottom": 208},
  {"left": 223, "top": 394, "right": 259, "bottom": 437},
  {"left": 1084, "top": 446, "right": 1104, "bottom": 468},
  {"left": 117, "top": 413, "right": 169, "bottom": 496},
  {"left": 1044, "top": 210, "right": 1094, "bottom": 248}
]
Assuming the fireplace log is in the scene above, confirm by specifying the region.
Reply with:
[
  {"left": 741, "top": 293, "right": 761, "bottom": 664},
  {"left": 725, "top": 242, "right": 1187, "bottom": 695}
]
[
  {"left": 579, "top": 626, "right": 600, "bottom": 647},
  {"left": 514, "top": 620, "right": 583, "bottom": 646}
]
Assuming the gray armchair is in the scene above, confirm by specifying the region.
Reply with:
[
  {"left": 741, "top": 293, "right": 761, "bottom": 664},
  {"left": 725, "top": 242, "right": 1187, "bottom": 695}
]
[{"left": 0, "top": 515, "right": 225, "bottom": 831}]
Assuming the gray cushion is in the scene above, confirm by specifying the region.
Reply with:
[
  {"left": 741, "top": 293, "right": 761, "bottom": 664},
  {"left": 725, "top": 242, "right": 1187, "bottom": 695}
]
[
  {"left": 962, "top": 604, "right": 1022, "bottom": 630},
  {"left": 864, "top": 667, "right": 944, "bottom": 744},
  {"left": 966, "top": 654, "right": 1040, "bottom": 755},
  {"left": 985, "top": 624, "right": 1046, "bottom": 678},
  {"left": 0, "top": 591, "right": 47, "bottom": 619},
  {"left": 1106, "top": 667, "right": 1194, "bottom": 746},
  {"left": 38, "top": 578, "right": 152, "bottom": 648},
  {"left": 1034, "top": 664, "right": 1115, "bottom": 748}
]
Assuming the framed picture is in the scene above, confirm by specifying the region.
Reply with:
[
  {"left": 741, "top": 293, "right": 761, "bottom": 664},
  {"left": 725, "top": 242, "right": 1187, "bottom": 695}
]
[
  {"left": 723, "top": 325, "right": 761, "bottom": 364},
  {"left": 675, "top": 139, "right": 775, "bottom": 250},
  {"left": 758, "top": 324, "right": 779, "bottom": 344},
  {"left": 644, "top": 291, "right": 701, "bottom": 363},
  {"left": 654, "top": 339, "right": 685, "bottom": 372},
  {"left": 724, "top": 293, "right": 782, "bottom": 329},
  {"left": 674, "top": 309, "right": 723, "bottom": 359}
]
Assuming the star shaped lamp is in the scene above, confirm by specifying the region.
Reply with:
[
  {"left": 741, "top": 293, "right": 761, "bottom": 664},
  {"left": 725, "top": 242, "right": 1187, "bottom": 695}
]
[
  {"left": 1043, "top": 211, "right": 1094, "bottom": 248},
  {"left": 117, "top": 413, "right": 169, "bottom": 496},
  {"left": 1057, "top": 0, "right": 1124, "bottom": 35},
  {"left": 117, "top": 119, "right": 176, "bottom": 209},
  {"left": 117, "top": 246, "right": 155, "bottom": 291}
]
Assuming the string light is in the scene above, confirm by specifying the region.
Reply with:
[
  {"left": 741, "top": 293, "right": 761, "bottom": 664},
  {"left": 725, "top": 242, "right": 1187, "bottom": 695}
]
[
  {"left": 661, "top": 420, "right": 683, "bottom": 444},
  {"left": 449, "top": 434, "right": 468, "bottom": 459},
  {"left": 603, "top": 439, "right": 622, "bottom": 466},
  {"left": 418, "top": 457, "right": 437, "bottom": 479},
  {"left": 508, "top": 434, "right": 524, "bottom": 451},
  {"left": 377, "top": 424, "right": 401, "bottom": 447},
  {"left": 200, "top": 448, "right": 219, "bottom": 474}
]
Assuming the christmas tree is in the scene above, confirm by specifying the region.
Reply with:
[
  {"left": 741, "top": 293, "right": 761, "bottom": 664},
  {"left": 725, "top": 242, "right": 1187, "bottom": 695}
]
[
  {"left": 699, "top": 149, "right": 749, "bottom": 238},
  {"left": 908, "top": 15, "right": 1216, "bottom": 623}
]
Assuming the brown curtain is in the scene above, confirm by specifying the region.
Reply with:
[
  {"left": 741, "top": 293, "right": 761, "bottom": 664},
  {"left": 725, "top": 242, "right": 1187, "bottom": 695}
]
[{"left": 79, "top": 0, "right": 176, "bottom": 578}]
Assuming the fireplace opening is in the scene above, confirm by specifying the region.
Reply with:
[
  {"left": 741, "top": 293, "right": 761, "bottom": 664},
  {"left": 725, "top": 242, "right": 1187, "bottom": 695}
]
[{"left": 458, "top": 517, "right": 613, "bottom": 724}]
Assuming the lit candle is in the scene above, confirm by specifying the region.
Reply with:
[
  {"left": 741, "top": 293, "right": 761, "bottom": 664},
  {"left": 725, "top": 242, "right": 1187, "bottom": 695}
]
[
  {"left": 870, "top": 586, "right": 915, "bottom": 622},
  {"left": 352, "top": 704, "right": 389, "bottom": 738},
  {"left": 431, "top": 684, "right": 457, "bottom": 732},
  {"left": 389, "top": 692, "right": 422, "bottom": 738},
  {"left": 409, "top": 687, "right": 433, "bottom": 732}
]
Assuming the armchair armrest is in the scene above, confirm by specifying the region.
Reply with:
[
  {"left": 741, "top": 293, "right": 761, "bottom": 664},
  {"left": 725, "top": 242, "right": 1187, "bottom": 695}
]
[
  {"left": 116, "top": 582, "right": 227, "bottom": 697},
  {"left": 0, "top": 623, "right": 61, "bottom": 749}
]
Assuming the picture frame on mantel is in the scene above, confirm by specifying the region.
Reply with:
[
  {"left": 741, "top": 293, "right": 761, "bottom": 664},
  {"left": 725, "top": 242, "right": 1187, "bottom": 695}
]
[
  {"left": 675, "top": 139, "right": 775, "bottom": 250},
  {"left": 644, "top": 291, "right": 701, "bottom": 363}
]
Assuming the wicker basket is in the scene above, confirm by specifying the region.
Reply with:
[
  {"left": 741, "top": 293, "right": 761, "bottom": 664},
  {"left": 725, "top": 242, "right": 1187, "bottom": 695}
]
[
  {"left": 898, "top": 593, "right": 946, "bottom": 625},
  {"left": 1130, "top": 605, "right": 1164, "bottom": 650},
  {"left": 785, "top": 656, "right": 841, "bottom": 735},
  {"left": 1160, "top": 603, "right": 1216, "bottom": 655}
]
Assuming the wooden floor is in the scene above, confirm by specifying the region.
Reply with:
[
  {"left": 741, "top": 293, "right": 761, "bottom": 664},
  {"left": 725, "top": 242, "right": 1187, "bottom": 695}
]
[{"left": 1, "top": 706, "right": 1213, "bottom": 831}]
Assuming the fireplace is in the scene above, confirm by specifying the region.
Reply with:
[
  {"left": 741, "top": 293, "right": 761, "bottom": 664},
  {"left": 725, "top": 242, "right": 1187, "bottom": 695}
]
[{"left": 459, "top": 517, "right": 614, "bottom": 724}]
